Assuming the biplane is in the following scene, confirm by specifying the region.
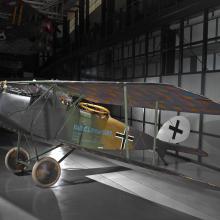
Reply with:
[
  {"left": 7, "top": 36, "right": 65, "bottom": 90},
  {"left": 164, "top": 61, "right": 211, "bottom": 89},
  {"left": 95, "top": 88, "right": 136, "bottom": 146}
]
[{"left": 0, "top": 80, "right": 220, "bottom": 187}]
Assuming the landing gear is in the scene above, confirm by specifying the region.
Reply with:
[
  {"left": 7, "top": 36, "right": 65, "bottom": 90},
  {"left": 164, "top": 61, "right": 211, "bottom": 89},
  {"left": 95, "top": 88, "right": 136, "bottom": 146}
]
[
  {"left": 5, "top": 147, "right": 30, "bottom": 173},
  {"left": 5, "top": 132, "right": 73, "bottom": 187},
  {"left": 32, "top": 157, "right": 61, "bottom": 187}
]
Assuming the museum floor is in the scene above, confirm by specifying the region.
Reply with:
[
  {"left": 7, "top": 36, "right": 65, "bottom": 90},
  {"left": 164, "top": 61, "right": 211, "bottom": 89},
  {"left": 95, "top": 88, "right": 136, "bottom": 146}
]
[{"left": 0, "top": 132, "right": 220, "bottom": 220}]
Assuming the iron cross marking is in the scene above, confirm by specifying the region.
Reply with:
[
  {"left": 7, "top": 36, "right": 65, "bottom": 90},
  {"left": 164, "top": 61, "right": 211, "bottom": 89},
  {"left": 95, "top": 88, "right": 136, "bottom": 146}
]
[
  {"left": 169, "top": 120, "right": 183, "bottom": 140},
  {"left": 115, "top": 130, "right": 134, "bottom": 150}
]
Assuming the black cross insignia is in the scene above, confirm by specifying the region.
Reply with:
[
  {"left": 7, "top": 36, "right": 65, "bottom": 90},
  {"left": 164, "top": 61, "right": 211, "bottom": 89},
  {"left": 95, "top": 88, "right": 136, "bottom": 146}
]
[
  {"left": 115, "top": 130, "right": 134, "bottom": 150},
  {"left": 169, "top": 120, "right": 183, "bottom": 140}
]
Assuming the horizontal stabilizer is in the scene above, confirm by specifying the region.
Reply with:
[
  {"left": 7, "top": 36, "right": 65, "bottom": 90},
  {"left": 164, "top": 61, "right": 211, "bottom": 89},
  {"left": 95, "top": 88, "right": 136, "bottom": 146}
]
[
  {"left": 130, "top": 128, "right": 208, "bottom": 159},
  {"left": 158, "top": 143, "right": 208, "bottom": 157}
]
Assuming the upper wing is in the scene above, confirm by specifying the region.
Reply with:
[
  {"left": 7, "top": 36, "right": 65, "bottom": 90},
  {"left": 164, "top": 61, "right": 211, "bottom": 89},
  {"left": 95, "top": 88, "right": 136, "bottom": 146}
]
[{"left": 7, "top": 80, "right": 220, "bottom": 115}]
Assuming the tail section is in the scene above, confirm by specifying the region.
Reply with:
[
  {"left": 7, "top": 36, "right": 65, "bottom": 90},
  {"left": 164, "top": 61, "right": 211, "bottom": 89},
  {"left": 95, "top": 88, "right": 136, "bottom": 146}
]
[{"left": 130, "top": 116, "right": 208, "bottom": 165}]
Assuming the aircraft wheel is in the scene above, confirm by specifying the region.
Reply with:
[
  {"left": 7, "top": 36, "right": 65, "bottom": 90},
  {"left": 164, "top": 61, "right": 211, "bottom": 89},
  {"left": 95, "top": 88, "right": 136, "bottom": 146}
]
[
  {"left": 32, "top": 157, "right": 61, "bottom": 187},
  {"left": 5, "top": 147, "right": 30, "bottom": 173}
]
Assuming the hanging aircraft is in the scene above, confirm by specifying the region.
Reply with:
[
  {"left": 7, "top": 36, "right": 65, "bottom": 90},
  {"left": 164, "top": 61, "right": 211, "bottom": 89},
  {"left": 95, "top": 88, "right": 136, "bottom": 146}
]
[{"left": 0, "top": 80, "right": 219, "bottom": 187}]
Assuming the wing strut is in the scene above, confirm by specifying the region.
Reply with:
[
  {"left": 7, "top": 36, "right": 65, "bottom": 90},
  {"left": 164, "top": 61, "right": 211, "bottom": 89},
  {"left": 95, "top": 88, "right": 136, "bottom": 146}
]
[
  {"left": 123, "top": 84, "right": 129, "bottom": 160},
  {"left": 16, "top": 131, "right": 22, "bottom": 161},
  {"left": 153, "top": 101, "right": 159, "bottom": 166}
]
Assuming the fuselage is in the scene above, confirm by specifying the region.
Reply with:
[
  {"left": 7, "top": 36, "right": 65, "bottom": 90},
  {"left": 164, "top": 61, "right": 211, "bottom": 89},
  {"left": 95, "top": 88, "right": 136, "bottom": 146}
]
[{"left": 0, "top": 85, "right": 133, "bottom": 151}]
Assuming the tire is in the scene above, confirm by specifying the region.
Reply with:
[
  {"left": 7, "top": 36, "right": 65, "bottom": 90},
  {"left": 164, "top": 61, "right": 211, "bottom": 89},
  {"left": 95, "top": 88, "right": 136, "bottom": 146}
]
[
  {"left": 32, "top": 157, "right": 61, "bottom": 188},
  {"left": 5, "top": 147, "right": 30, "bottom": 173}
]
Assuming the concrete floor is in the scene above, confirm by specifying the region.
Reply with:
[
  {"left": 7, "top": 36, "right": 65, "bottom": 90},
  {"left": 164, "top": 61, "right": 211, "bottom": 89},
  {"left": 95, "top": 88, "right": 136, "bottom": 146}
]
[{"left": 0, "top": 132, "right": 220, "bottom": 220}]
